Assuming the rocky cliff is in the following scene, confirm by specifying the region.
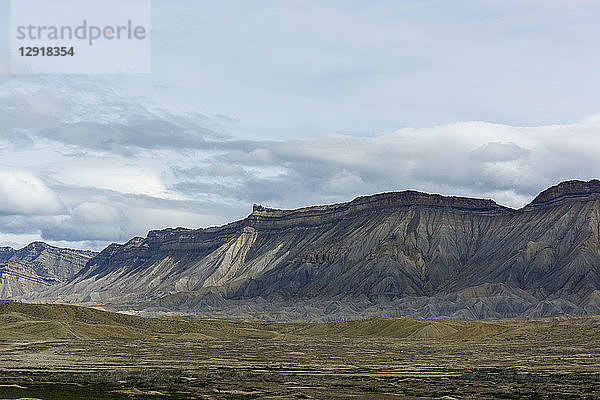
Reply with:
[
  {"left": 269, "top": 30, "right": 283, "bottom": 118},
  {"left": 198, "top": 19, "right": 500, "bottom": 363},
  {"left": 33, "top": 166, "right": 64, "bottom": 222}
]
[
  {"left": 0, "top": 242, "right": 96, "bottom": 298},
  {"left": 30, "top": 180, "right": 600, "bottom": 321}
]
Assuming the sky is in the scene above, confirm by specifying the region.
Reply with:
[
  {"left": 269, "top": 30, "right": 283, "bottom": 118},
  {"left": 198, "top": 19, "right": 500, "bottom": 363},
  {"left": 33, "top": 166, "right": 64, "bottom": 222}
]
[{"left": 1, "top": 0, "right": 600, "bottom": 250}]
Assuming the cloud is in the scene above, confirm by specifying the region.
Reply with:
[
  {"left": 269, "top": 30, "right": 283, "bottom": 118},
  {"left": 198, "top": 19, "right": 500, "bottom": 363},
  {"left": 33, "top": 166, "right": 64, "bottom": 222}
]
[
  {"left": 51, "top": 162, "right": 183, "bottom": 200},
  {"left": 469, "top": 142, "right": 529, "bottom": 163},
  {"left": 0, "top": 169, "right": 65, "bottom": 215},
  {"left": 224, "top": 148, "right": 278, "bottom": 165},
  {"left": 2, "top": 77, "right": 600, "bottom": 250},
  {"left": 40, "top": 202, "right": 128, "bottom": 242},
  {"left": 323, "top": 169, "right": 365, "bottom": 195},
  {"left": 4, "top": 100, "right": 600, "bottom": 251},
  {"left": 172, "top": 118, "right": 600, "bottom": 211},
  {"left": 0, "top": 77, "right": 227, "bottom": 154}
]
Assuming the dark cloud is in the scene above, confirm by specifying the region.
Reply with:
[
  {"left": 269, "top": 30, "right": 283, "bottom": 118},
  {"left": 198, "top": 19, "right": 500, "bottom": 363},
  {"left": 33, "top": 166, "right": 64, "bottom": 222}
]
[
  {"left": 40, "top": 202, "right": 130, "bottom": 242},
  {"left": 0, "top": 77, "right": 228, "bottom": 155}
]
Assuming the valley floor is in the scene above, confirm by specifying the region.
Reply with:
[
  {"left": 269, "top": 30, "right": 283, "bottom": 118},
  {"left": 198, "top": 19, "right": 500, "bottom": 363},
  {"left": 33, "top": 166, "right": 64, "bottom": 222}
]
[{"left": 0, "top": 302, "right": 599, "bottom": 399}]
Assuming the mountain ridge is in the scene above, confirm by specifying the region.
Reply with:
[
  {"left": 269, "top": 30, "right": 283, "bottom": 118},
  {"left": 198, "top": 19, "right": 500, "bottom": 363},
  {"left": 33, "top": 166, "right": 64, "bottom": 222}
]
[
  {"left": 13, "top": 179, "right": 600, "bottom": 321},
  {"left": 0, "top": 242, "right": 96, "bottom": 298}
]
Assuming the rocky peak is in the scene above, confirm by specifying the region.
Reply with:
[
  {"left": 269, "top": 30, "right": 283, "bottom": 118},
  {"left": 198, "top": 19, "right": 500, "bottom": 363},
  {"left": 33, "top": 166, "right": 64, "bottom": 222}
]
[
  {"left": 527, "top": 179, "right": 600, "bottom": 207},
  {"left": 25, "top": 241, "right": 51, "bottom": 249},
  {"left": 20, "top": 241, "right": 51, "bottom": 255}
]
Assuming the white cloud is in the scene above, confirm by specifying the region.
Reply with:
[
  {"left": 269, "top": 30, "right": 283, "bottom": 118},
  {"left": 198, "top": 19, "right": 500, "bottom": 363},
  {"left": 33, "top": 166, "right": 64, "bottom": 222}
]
[
  {"left": 469, "top": 142, "right": 529, "bottom": 163},
  {"left": 51, "top": 162, "right": 184, "bottom": 200},
  {"left": 324, "top": 169, "right": 365, "bottom": 194},
  {"left": 581, "top": 113, "right": 600, "bottom": 125},
  {"left": 174, "top": 117, "right": 600, "bottom": 210},
  {"left": 0, "top": 169, "right": 64, "bottom": 215}
]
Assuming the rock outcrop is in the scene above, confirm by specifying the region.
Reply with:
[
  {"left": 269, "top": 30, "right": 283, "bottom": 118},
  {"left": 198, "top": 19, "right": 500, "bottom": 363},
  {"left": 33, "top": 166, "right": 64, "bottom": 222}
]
[{"left": 27, "top": 180, "right": 600, "bottom": 321}]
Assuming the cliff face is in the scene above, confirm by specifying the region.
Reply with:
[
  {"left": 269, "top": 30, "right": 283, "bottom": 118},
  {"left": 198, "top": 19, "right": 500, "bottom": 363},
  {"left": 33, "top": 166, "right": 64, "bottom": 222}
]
[
  {"left": 247, "top": 191, "right": 510, "bottom": 228},
  {"left": 0, "top": 243, "right": 96, "bottom": 298},
  {"left": 32, "top": 181, "right": 600, "bottom": 320}
]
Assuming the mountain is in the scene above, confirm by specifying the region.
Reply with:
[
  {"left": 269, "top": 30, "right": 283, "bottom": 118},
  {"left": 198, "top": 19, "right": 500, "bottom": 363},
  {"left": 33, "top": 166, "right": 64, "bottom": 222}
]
[
  {"left": 31, "top": 180, "right": 600, "bottom": 321},
  {"left": 0, "top": 242, "right": 96, "bottom": 298}
]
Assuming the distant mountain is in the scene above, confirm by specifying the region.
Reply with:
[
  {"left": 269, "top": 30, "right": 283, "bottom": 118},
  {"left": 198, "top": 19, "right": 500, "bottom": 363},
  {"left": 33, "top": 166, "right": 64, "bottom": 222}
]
[
  {"left": 0, "top": 242, "right": 96, "bottom": 298},
  {"left": 31, "top": 180, "right": 600, "bottom": 321}
]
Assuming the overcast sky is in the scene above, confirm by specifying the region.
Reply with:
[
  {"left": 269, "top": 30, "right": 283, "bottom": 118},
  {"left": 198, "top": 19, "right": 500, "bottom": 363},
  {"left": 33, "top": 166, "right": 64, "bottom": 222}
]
[{"left": 1, "top": 0, "right": 600, "bottom": 250}]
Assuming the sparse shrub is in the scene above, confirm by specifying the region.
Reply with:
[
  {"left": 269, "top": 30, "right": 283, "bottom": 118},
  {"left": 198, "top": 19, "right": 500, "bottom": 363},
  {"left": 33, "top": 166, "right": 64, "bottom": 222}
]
[{"left": 365, "top": 383, "right": 382, "bottom": 393}]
